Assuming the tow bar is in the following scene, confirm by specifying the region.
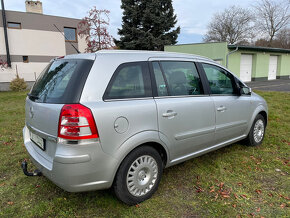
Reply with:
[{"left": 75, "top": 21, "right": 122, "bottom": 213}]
[{"left": 21, "top": 160, "right": 42, "bottom": 176}]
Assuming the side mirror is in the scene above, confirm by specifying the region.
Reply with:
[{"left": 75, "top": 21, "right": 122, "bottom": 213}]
[{"left": 240, "top": 87, "right": 252, "bottom": 95}]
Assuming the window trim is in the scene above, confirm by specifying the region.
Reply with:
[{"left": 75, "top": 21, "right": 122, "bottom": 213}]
[
  {"left": 195, "top": 62, "right": 211, "bottom": 95},
  {"left": 148, "top": 61, "right": 158, "bottom": 97},
  {"left": 235, "top": 77, "right": 251, "bottom": 96},
  {"left": 149, "top": 60, "right": 208, "bottom": 98},
  {"left": 64, "top": 27, "right": 78, "bottom": 43},
  {"left": 7, "top": 22, "right": 21, "bottom": 29},
  {"left": 158, "top": 61, "right": 172, "bottom": 96},
  {"left": 103, "top": 61, "right": 153, "bottom": 101},
  {"left": 148, "top": 61, "right": 171, "bottom": 97},
  {"left": 199, "top": 62, "right": 240, "bottom": 96}
]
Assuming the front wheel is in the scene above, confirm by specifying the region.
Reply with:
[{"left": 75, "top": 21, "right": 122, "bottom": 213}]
[
  {"left": 113, "top": 146, "right": 163, "bottom": 205},
  {"left": 245, "top": 114, "right": 266, "bottom": 146}
]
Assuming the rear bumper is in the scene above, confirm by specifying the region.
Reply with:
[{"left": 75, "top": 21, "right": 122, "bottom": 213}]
[{"left": 23, "top": 126, "right": 118, "bottom": 192}]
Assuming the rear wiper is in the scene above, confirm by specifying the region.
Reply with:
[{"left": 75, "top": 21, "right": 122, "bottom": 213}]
[{"left": 27, "top": 93, "right": 39, "bottom": 100}]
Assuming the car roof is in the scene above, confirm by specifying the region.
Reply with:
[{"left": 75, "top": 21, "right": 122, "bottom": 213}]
[
  {"left": 97, "top": 50, "right": 211, "bottom": 61},
  {"left": 64, "top": 49, "right": 213, "bottom": 62}
]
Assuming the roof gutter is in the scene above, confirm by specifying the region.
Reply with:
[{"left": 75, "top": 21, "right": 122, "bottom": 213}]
[
  {"left": 226, "top": 46, "right": 238, "bottom": 68},
  {"left": 1, "top": 0, "right": 11, "bottom": 67}
]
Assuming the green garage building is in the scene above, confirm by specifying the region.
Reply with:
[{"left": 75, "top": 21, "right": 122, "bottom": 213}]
[{"left": 165, "top": 42, "right": 290, "bottom": 82}]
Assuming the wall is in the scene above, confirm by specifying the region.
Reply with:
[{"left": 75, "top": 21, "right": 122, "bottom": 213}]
[
  {"left": 78, "top": 34, "right": 87, "bottom": 53},
  {"left": 228, "top": 50, "right": 290, "bottom": 80},
  {"left": 0, "top": 62, "right": 48, "bottom": 82},
  {"left": 165, "top": 42, "right": 228, "bottom": 65},
  {"left": 226, "top": 52, "right": 240, "bottom": 77},
  {"left": 253, "top": 52, "right": 270, "bottom": 79},
  {"left": 0, "top": 27, "right": 66, "bottom": 56},
  {"left": 278, "top": 54, "right": 290, "bottom": 78}
]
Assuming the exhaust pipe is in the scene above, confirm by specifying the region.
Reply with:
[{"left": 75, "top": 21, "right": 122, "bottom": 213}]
[{"left": 21, "top": 160, "right": 42, "bottom": 176}]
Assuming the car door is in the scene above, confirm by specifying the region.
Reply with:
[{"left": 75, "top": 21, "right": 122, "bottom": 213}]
[
  {"left": 149, "top": 60, "right": 216, "bottom": 162},
  {"left": 200, "top": 63, "right": 253, "bottom": 144}
]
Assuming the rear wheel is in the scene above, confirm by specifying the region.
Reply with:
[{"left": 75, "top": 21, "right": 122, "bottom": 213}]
[
  {"left": 245, "top": 114, "right": 266, "bottom": 146},
  {"left": 113, "top": 146, "right": 163, "bottom": 205}
]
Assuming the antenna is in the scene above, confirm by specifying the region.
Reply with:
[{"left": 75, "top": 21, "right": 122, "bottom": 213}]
[{"left": 53, "top": 24, "right": 80, "bottom": 54}]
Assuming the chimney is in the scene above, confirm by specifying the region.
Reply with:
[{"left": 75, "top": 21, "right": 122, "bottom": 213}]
[{"left": 25, "top": 1, "right": 43, "bottom": 14}]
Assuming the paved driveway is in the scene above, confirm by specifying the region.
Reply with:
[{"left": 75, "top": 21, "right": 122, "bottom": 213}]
[{"left": 246, "top": 79, "right": 290, "bottom": 92}]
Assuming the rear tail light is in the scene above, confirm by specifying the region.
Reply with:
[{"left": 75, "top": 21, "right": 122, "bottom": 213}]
[{"left": 58, "top": 104, "right": 99, "bottom": 141}]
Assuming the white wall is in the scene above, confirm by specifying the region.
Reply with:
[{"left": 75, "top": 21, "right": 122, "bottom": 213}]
[
  {"left": 0, "top": 27, "right": 7, "bottom": 55},
  {"left": 0, "top": 27, "right": 66, "bottom": 56},
  {"left": 78, "top": 34, "right": 87, "bottom": 53},
  {"left": 0, "top": 62, "right": 48, "bottom": 82}
]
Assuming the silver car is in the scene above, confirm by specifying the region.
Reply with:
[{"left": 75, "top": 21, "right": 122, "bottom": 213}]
[{"left": 23, "top": 50, "right": 267, "bottom": 205}]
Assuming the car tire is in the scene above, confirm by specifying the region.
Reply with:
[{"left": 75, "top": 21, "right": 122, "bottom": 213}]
[
  {"left": 113, "top": 146, "right": 163, "bottom": 205},
  {"left": 245, "top": 114, "right": 266, "bottom": 146}
]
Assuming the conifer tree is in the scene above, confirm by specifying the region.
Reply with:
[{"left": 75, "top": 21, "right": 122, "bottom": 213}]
[{"left": 116, "top": 0, "right": 180, "bottom": 50}]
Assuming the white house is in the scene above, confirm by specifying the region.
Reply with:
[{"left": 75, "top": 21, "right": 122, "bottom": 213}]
[{"left": 0, "top": 0, "right": 87, "bottom": 90}]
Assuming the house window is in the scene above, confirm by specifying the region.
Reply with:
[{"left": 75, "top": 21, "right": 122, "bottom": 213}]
[
  {"left": 7, "top": 22, "right": 21, "bottom": 29},
  {"left": 23, "top": 56, "right": 29, "bottom": 63},
  {"left": 64, "top": 27, "right": 77, "bottom": 42}
]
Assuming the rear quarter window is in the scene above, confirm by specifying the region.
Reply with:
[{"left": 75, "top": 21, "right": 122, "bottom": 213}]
[
  {"left": 29, "top": 59, "right": 94, "bottom": 103},
  {"left": 104, "top": 62, "right": 152, "bottom": 100}
]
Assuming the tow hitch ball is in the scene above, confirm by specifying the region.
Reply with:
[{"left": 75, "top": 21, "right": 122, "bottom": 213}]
[{"left": 21, "top": 160, "right": 42, "bottom": 176}]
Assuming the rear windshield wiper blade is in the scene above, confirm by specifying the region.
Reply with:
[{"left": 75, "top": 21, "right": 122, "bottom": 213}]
[{"left": 27, "top": 93, "right": 39, "bottom": 100}]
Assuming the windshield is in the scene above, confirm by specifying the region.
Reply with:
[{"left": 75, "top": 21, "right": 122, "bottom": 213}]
[{"left": 29, "top": 59, "right": 94, "bottom": 103}]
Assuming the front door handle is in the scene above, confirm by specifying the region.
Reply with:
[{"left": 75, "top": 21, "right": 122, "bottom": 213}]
[
  {"left": 162, "top": 110, "right": 177, "bottom": 118},
  {"left": 217, "top": 106, "right": 227, "bottom": 112}
]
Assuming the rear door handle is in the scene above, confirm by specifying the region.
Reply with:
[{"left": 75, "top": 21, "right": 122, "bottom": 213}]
[
  {"left": 217, "top": 106, "right": 227, "bottom": 112},
  {"left": 162, "top": 110, "right": 177, "bottom": 118}
]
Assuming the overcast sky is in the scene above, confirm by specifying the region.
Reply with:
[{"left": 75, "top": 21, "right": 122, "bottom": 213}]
[{"left": 2, "top": 0, "right": 255, "bottom": 44}]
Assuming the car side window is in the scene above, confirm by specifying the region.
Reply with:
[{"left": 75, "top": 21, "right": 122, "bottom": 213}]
[
  {"left": 202, "top": 63, "right": 236, "bottom": 95},
  {"left": 105, "top": 62, "right": 152, "bottom": 99},
  {"left": 157, "top": 61, "right": 204, "bottom": 96}
]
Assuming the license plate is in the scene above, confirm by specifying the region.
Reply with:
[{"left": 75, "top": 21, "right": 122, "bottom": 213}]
[{"left": 30, "top": 131, "right": 45, "bottom": 151}]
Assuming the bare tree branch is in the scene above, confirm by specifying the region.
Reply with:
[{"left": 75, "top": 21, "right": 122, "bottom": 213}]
[
  {"left": 253, "top": 0, "right": 290, "bottom": 43},
  {"left": 255, "top": 28, "right": 290, "bottom": 48},
  {"left": 203, "top": 6, "right": 254, "bottom": 44}
]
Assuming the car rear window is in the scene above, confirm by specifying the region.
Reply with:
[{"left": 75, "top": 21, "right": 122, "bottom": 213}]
[{"left": 29, "top": 59, "right": 94, "bottom": 103}]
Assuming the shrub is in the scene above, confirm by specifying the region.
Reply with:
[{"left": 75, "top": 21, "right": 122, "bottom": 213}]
[{"left": 10, "top": 74, "right": 27, "bottom": 91}]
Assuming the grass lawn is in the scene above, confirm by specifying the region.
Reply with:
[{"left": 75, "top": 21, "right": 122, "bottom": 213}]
[{"left": 0, "top": 90, "right": 289, "bottom": 217}]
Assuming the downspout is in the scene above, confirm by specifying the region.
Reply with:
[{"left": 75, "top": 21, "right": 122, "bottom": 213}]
[
  {"left": 226, "top": 45, "right": 238, "bottom": 68},
  {"left": 1, "top": 0, "right": 11, "bottom": 67}
]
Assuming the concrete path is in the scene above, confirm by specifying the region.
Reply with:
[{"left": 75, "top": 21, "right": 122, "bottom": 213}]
[{"left": 245, "top": 79, "right": 290, "bottom": 92}]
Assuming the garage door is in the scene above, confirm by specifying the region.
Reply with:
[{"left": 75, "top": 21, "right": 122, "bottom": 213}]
[
  {"left": 240, "top": 54, "right": 252, "bottom": 82},
  {"left": 268, "top": 56, "right": 278, "bottom": 80}
]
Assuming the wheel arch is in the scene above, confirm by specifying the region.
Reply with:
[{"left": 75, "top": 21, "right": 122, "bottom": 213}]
[
  {"left": 110, "top": 131, "right": 170, "bottom": 184},
  {"left": 258, "top": 110, "right": 268, "bottom": 127},
  {"left": 136, "top": 141, "right": 168, "bottom": 167},
  {"left": 246, "top": 105, "right": 268, "bottom": 135}
]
